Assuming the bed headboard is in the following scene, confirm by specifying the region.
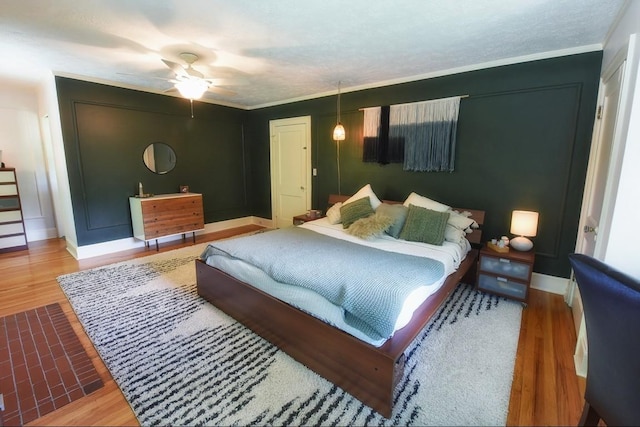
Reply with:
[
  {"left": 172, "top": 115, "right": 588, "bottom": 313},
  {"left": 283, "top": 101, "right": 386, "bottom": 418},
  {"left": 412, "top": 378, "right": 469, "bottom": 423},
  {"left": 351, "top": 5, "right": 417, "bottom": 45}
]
[{"left": 327, "top": 194, "right": 485, "bottom": 245}]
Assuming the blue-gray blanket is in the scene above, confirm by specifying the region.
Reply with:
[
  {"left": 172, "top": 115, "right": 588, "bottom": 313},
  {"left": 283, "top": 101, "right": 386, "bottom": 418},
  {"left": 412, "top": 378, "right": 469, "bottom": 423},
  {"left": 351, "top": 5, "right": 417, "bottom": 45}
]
[{"left": 200, "top": 227, "right": 444, "bottom": 339}]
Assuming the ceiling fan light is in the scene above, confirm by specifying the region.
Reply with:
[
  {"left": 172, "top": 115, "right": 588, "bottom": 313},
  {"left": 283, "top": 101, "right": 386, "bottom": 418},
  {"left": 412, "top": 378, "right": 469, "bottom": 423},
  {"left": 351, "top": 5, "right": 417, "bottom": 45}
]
[{"left": 175, "top": 79, "right": 208, "bottom": 100}]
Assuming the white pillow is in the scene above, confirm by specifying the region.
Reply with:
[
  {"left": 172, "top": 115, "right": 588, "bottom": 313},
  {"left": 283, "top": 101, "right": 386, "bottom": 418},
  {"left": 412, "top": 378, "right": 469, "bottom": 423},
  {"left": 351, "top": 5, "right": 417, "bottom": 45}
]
[
  {"left": 402, "top": 192, "right": 450, "bottom": 212},
  {"left": 344, "top": 184, "right": 382, "bottom": 209},
  {"left": 444, "top": 224, "right": 467, "bottom": 244},
  {"left": 448, "top": 210, "right": 478, "bottom": 233},
  {"left": 326, "top": 202, "right": 342, "bottom": 224}
]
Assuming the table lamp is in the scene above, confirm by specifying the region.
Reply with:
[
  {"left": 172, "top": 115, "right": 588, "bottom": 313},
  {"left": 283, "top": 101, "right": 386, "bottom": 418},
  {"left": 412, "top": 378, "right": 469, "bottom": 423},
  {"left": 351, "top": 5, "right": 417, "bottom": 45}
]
[{"left": 510, "top": 210, "right": 539, "bottom": 251}]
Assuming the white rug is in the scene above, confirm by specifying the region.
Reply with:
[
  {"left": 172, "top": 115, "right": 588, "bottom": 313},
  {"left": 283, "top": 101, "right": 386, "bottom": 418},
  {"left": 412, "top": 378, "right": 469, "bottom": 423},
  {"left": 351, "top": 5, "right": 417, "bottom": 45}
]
[{"left": 58, "top": 242, "right": 522, "bottom": 426}]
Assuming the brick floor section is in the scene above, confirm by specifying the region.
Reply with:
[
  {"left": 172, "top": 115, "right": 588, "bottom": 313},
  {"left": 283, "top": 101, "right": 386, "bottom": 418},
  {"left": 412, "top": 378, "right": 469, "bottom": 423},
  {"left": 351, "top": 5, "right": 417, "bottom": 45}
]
[{"left": 0, "top": 303, "right": 103, "bottom": 426}]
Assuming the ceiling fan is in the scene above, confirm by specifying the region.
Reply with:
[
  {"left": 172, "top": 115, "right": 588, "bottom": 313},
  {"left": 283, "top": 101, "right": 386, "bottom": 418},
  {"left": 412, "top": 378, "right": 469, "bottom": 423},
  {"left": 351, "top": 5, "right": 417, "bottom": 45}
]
[{"left": 161, "top": 52, "right": 237, "bottom": 100}]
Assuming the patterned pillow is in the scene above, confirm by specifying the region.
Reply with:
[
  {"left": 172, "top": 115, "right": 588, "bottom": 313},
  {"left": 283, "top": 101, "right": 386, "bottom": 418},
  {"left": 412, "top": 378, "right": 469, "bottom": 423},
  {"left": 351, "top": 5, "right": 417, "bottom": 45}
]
[
  {"left": 376, "top": 203, "right": 408, "bottom": 239},
  {"left": 340, "top": 197, "right": 375, "bottom": 228},
  {"left": 347, "top": 211, "right": 394, "bottom": 239},
  {"left": 399, "top": 204, "right": 450, "bottom": 245}
]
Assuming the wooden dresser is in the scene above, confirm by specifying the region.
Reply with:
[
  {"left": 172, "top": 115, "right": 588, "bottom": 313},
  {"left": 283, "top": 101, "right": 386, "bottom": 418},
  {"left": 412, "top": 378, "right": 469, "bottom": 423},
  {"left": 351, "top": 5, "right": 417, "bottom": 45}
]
[
  {"left": 129, "top": 193, "right": 204, "bottom": 250},
  {"left": 0, "top": 167, "right": 28, "bottom": 253}
]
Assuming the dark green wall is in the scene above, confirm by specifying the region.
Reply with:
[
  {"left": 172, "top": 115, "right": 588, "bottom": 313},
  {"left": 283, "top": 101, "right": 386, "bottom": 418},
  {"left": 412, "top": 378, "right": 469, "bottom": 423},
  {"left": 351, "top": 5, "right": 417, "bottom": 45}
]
[
  {"left": 56, "top": 51, "right": 601, "bottom": 278},
  {"left": 56, "top": 77, "right": 253, "bottom": 246},
  {"left": 246, "top": 52, "right": 602, "bottom": 278}
]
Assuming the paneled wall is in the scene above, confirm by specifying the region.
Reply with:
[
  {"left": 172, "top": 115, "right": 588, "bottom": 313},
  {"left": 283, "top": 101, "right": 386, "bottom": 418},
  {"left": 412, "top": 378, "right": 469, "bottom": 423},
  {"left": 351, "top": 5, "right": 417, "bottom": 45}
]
[
  {"left": 55, "top": 77, "right": 251, "bottom": 246},
  {"left": 0, "top": 83, "right": 58, "bottom": 242},
  {"left": 246, "top": 52, "right": 603, "bottom": 278},
  {"left": 56, "top": 52, "right": 601, "bottom": 277}
]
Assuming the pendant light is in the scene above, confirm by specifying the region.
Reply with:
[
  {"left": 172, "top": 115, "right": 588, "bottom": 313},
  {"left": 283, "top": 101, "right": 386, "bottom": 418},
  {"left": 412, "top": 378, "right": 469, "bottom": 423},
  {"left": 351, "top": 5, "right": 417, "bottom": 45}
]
[
  {"left": 333, "top": 81, "right": 345, "bottom": 194},
  {"left": 333, "top": 82, "right": 346, "bottom": 141}
]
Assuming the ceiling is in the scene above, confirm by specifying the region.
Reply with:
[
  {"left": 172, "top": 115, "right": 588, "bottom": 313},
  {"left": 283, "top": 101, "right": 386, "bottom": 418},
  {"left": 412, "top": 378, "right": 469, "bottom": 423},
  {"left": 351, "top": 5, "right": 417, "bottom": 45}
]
[{"left": 0, "top": 0, "right": 626, "bottom": 109}]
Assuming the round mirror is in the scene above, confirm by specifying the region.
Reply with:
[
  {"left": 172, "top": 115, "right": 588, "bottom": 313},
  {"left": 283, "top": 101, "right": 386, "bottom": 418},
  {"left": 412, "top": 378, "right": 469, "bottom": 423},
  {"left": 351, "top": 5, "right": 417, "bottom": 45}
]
[{"left": 143, "top": 142, "right": 176, "bottom": 174}]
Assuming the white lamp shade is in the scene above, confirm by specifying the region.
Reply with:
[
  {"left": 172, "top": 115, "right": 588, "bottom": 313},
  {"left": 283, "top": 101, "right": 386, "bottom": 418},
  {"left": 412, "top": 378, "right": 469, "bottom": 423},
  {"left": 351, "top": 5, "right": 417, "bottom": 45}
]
[
  {"left": 510, "top": 210, "right": 538, "bottom": 251},
  {"left": 510, "top": 210, "right": 539, "bottom": 237},
  {"left": 333, "top": 123, "right": 345, "bottom": 141},
  {"left": 175, "top": 79, "right": 208, "bottom": 100}
]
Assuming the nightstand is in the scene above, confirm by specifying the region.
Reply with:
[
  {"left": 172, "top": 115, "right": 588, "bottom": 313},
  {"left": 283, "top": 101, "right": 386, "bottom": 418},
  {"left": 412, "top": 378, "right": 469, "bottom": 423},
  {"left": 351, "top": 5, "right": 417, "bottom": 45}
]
[
  {"left": 292, "top": 213, "right": 323, "bottom": 225},
  {"left": 476, "top": 245, "right": 535, "bottom": 305}
]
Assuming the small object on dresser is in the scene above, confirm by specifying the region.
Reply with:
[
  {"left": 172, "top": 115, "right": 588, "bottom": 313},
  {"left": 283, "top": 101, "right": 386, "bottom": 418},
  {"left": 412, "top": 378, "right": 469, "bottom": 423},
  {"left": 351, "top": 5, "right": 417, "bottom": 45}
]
[
  {"left": 307, "top": 209, "right": 322, "bottom": 219},
  {"left": 487, "top": 241, "right": 509, "bottom": 253},
  {"left": 135, "top": 182, "right": 152, "bottom": 198},
  {"left": 180, "top": 185, "right": 189, "bottom": 193}
]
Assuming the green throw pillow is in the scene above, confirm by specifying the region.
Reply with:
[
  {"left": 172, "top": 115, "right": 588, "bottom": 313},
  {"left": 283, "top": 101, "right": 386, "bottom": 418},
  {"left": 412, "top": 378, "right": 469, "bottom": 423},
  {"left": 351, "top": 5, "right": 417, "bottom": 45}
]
[
  {"left": 399, "top": 204, "right": 450, "bottom": 245},
  {"left": 340, "top": 197, "right": 374, "bottom": 228}
]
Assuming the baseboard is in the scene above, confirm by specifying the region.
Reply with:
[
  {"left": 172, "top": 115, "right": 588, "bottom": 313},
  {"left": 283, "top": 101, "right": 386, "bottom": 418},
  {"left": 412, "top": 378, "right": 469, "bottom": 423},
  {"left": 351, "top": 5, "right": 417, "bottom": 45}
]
[
  {"left": 68, "top": 216, "right": 271, "bottom": 260},
  {"left": 25, "top": 227, "right": 59, "bottom": 242},
  {"left": 531, "top": 272, "right": 570, "bottom": 295}
]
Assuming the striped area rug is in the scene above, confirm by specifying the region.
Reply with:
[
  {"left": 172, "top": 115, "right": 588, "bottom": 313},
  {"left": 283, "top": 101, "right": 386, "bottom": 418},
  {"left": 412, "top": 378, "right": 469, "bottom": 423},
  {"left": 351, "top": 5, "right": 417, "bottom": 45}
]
[{"left": 57, "top": 243, "right": 522, "bottom": 426}]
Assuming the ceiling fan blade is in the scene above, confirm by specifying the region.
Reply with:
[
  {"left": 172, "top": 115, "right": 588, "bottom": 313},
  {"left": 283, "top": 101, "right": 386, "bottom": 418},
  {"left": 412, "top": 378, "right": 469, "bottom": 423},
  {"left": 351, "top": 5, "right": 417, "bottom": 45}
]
[
  {"left": 162, "top": 59, "right": 188, "bottom": 77},
  {"left": 185, "top": 67, "right": 204, "bottom": 79},
  {"left": 205, "top": 77, "right": 248, "bottom": 86},
  {"left": 206, "top": 86, "right": 236, "bottom": 97}
]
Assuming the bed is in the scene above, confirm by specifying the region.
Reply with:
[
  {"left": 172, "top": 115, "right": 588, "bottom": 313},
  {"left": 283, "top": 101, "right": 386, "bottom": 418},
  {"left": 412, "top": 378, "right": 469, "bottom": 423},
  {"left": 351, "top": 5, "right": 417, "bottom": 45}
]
[{"left": 196, "top": 191, "right": 484, "bottom": 417}]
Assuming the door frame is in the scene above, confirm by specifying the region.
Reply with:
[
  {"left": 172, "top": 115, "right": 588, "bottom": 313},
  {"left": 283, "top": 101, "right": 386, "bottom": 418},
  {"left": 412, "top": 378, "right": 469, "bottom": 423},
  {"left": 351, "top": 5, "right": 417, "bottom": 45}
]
[
  {"left": 269, "top": 116, "right": 312, "bottom": 225},
  {"left": 568, "top": 47, "right": 628, "bottom": 377}
]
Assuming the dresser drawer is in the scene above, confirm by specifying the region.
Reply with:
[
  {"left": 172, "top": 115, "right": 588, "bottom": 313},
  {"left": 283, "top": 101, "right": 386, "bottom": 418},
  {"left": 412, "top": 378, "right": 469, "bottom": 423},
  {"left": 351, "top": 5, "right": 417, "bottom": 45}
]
[
  {"left": 479, "top": 255, "right": 531, "bottom": 281},
  {"left": 0, "top": 234, "right": 27, "bottom": 250},
  {"left": 478, "top": 273, "right": 528, "bottom": 301},
  {"left": 0, "top": 197, "right": 20, "bottom": 210},
  {"left": 141, "top": 196, "right": 203, "bottom": 215},
  {"left": 0, "top": 171, "right": 16, "bottom": 183},
  {"left": 0, "top": 184, "right": 18, "bottom": 196},
  {"left": 0, "top": 210, "right": 23, "bottom": 222},
  {"left": 0, "top": 222, "right": 25, "bottom": 235}
]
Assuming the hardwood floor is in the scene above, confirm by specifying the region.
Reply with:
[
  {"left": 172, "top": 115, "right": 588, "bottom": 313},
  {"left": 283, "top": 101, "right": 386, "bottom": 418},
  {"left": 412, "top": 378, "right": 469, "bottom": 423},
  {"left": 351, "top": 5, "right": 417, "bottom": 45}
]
[{"left": 1, "top": 230, "right": 585, "bottom": 426}]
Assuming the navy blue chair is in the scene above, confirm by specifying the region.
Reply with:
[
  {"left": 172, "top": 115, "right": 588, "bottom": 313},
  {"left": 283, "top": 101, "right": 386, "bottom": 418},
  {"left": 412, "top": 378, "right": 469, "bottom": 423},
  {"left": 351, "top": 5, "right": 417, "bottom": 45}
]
[{"left": 568, "top": 253, "right": 640, "bottom": 426}]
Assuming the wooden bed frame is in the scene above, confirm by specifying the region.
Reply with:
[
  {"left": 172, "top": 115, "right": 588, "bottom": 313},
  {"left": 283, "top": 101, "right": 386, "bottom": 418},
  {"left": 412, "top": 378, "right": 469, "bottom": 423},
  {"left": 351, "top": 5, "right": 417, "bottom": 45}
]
[{"left": 196, "top": 195, "right": 484, "bottom": 417}]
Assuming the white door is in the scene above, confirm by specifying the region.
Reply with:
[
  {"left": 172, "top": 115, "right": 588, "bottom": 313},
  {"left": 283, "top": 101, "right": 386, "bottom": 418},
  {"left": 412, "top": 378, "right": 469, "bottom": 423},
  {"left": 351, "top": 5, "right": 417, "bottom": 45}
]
[
  {"left": 270, "top": 116, "right": 312, "bottom": 228},
  {"left": 568, "top": 60, "right": 625, "bottom": 376}
]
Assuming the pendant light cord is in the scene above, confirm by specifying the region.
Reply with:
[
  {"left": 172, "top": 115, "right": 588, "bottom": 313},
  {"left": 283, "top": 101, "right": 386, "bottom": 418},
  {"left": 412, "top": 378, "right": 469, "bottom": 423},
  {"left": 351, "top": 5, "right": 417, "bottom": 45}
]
[
  {"left": 337, "top": 81, "right": 341, "bottom": 194},
  {"left": 337, "top": 81, "right": 341, "bottom": 125},
  {"left": 337, "top": 138, "right": 341, "bottom": 195}
]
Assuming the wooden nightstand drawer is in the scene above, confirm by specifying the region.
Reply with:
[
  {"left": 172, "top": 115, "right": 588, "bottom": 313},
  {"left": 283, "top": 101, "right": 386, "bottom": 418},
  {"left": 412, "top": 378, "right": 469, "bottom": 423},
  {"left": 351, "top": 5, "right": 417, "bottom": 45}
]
[
  {"left": 478, "top": 273, "right": 528, "bottom": 300},
  {"left": 477, "top": 245, "right": 535, "bottom": 304},
  {"left": 479, "top": 255, "right": 532, "bottom": 281}
]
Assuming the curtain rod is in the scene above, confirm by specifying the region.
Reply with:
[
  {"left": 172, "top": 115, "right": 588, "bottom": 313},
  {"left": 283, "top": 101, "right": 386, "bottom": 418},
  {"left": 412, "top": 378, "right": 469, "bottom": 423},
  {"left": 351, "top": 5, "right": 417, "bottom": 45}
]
[{"left": 358, "top": 94, "right": 469, "bottom": 111}]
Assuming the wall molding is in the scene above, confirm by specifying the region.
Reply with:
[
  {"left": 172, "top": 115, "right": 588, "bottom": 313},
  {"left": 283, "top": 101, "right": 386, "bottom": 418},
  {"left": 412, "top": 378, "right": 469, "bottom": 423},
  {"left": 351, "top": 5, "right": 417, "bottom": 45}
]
[{"left": 531, "top": 272, "right": 570, "bottom": 295}]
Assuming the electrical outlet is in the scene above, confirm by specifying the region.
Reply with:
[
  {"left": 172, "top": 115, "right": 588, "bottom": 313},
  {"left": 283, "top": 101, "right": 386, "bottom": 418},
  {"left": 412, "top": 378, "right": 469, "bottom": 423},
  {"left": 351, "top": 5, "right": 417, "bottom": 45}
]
[{"left": 312, "top": 168, "right": 317, "bottom": 176}]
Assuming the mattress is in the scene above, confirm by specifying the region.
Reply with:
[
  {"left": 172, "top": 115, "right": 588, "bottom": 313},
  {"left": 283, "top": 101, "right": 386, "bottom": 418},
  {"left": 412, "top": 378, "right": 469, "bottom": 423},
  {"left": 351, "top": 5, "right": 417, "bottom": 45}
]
[{"left": 202, "top": 218, "right": 470, "bottom": 347}]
